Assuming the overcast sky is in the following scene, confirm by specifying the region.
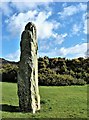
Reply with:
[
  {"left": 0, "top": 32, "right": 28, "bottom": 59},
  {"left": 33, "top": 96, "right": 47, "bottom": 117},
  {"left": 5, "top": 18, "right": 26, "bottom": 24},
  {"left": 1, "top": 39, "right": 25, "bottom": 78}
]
[{"left": 1, "top": 1, "right": 88, "bottom": 61}]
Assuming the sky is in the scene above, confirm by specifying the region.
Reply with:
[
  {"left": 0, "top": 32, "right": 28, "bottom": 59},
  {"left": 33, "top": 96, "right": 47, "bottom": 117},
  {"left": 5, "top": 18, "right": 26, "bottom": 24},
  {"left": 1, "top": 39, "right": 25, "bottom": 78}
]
[{"left": 0, "top": 1, "right": 89, "bottom": 61}]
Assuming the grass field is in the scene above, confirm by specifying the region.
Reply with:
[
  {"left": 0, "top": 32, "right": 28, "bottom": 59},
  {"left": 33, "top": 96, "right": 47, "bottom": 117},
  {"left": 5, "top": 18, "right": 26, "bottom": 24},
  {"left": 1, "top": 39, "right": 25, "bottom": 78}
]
[{"left": 0, "top": 82, "right": 87, "bottom": 118}]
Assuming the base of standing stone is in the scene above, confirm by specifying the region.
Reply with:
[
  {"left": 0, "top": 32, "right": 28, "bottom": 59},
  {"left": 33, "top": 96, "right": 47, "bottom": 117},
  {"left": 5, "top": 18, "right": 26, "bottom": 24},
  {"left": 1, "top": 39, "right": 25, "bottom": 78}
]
[{"left": 18, "top": 70, "right": 32, "bottom": 112}]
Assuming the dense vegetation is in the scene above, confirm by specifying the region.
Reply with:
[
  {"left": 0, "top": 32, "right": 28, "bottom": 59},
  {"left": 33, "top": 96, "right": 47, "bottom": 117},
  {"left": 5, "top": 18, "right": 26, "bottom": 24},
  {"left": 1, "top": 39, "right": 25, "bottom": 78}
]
[
  {"left": 0, "top": 57, "right": 89, "bottom": 85},
  {"left": 38, "top": 57, "right": 89, "bottom": 86}
]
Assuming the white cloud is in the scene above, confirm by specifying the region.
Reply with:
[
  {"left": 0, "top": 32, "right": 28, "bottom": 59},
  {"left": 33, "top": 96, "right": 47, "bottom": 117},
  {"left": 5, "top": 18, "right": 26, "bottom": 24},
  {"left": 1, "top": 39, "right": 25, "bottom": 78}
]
[
  {"left": 59, "top": 43, "right": 87, "bottom": 58},
  {"left": 5, "top": 10, "right": 38, "bottom": 36},
  {"left": 10, "top": 2, "right": 40, "bottom": 12},
  {"left": 0, "top": 2, "right": 13, "bottom": 16},
  {"left": 39, "top": 43, "right": 87, "bottom": 58},
  {"left": 58, "top": 3, "right": 87, "bottom": 19},
  {"left": 83, "top": 19, "right": 87, "bottom": 34},
  {"left": 5, "top": 49, "right": 20, "bottom": 62},
  {"left": 72, "top": 24, "right": 81, "bottom": 35},
  {"left": 38, "top": 49, "right": 57, "bottom": 58},
  {"left": 82, "top": 12, "right": 88, "bottom": 34},
  {"left": 1, "top": 0, "right": 53, "bottom": 15},
  {"left": 39, "top": 44, "right": 50, "bottom": 52},
  {"left": 59, "top": 5, "right": 78, "bottom": 18},
  {"left": 35, "top": 11, "right": 56, "bottom": 39},
  {"left": 79, "top": 3, "right": 87, "bottom": 11},
  {"left": 62, "top": 2, "right": 67, "bottom": 7},
  {"left": 52, "top": 33, "right": 67, "bottom": 44},
  {"left": 5, "top": 10, "right": 60, "bottom": 40}
]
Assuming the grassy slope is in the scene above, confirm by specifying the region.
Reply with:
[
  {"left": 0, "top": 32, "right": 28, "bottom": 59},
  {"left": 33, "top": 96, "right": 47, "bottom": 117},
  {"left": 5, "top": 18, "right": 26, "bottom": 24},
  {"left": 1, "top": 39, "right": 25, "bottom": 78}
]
[{"left": 0, "top": 82, "right": 87, "bottom": 118}]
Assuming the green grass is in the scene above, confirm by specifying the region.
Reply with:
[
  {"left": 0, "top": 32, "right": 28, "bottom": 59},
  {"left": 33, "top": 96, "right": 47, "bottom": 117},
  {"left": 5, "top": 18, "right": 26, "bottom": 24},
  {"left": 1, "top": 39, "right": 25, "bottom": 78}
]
[{"left": 0, "top": 82, "right": 87, "bottom": 118}]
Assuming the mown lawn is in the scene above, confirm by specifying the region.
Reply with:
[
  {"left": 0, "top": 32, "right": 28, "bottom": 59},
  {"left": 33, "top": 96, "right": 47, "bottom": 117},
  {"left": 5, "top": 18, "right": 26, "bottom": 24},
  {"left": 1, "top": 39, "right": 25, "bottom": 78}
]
[{"left": 0, "top": 82, "right": 87, "bottom": 118}]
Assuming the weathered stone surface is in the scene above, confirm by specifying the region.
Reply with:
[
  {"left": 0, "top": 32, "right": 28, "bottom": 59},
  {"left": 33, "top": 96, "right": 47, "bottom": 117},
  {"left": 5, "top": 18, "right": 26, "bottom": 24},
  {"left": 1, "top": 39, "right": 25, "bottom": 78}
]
[{"left": 17, "top": 22, "right": 40, "bottom": 113}]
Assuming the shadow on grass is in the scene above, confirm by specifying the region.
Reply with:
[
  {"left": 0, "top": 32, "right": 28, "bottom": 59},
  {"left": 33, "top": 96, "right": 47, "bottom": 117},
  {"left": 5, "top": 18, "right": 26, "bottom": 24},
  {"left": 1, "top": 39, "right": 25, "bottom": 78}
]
[{"left": 0, "top": 104, "right": 19, "bottom": 112}]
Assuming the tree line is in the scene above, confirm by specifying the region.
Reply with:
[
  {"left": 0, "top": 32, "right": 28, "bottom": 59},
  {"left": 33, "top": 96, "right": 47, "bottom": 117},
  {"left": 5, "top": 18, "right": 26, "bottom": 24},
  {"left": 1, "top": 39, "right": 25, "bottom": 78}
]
[{"left": 0, "top": 57, "right": 89, "bottom": 86}]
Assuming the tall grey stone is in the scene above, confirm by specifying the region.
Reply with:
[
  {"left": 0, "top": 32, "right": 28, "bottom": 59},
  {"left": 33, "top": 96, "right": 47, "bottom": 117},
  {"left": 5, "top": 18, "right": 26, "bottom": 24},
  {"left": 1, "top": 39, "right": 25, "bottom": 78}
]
[{"left": 17, "top": 22, "right": 40, "bottom": 113}]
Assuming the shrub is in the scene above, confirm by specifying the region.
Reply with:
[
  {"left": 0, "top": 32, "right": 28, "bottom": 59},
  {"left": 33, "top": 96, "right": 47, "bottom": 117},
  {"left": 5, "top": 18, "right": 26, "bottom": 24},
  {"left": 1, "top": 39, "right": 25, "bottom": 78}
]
[
  {"left": 74, "top": 79, "right": 86, "bottom": 85},
  {"left": 1, "top": 64, "right": 18, "bottom": 83},
  {"left": 38, "top": 68, "right": 86, "bottom": 86}
]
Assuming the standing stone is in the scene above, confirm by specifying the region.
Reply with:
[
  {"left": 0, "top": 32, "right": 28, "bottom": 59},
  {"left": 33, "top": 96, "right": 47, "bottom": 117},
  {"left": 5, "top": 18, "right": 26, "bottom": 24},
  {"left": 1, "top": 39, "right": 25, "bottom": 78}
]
[{"left": 17, "top": 22, "right": 40, "bottom": 113}]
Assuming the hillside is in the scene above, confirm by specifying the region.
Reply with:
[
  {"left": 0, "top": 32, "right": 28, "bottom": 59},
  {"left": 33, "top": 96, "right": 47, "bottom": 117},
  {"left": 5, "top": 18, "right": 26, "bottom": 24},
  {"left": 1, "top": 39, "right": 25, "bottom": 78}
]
[
  {"left": 0, "top": 58, "right": 19, "bottom": 65},
  {"left": 0, "top": 57, "right": 89, "bottom": 85}
]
